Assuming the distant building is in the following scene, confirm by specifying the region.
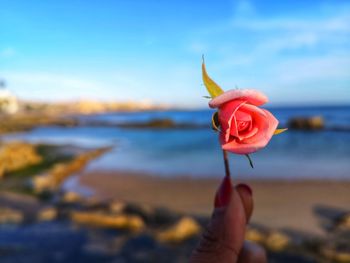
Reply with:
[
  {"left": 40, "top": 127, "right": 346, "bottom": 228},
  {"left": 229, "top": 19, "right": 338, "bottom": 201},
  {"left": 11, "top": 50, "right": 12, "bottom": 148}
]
[{"left": 0, "top": 80, "right": 19, "bottom": 114}]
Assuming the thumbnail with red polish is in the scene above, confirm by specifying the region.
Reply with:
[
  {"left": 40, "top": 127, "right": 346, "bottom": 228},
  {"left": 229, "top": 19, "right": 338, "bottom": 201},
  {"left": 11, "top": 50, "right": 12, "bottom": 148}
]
[{"left": 214, "top": 175, "right": 233, "bottom": 208}]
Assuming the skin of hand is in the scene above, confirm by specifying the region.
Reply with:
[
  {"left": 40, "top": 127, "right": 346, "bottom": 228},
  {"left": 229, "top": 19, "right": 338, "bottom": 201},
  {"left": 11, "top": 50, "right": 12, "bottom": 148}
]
[{"left": 189, "top": 176, "right": 267, "bottom": 263}]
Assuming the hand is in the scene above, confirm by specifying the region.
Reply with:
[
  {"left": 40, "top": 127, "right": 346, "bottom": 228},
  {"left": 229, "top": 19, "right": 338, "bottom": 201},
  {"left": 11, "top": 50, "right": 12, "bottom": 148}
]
[{"left": 190, "top": 176, "right": 267, "bottom": 263}]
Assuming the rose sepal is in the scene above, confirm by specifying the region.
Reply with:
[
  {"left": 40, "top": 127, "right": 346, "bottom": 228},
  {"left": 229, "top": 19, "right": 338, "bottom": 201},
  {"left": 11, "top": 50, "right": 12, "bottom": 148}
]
[
  {"left": 211, "top": 111, "right": 220, "bottom": 132},
  {"left": 274, "top": 128, "right": 288, "bottom": 135},
  {"left": 202, "top": 57, "right": 224, "bottom": 98}
]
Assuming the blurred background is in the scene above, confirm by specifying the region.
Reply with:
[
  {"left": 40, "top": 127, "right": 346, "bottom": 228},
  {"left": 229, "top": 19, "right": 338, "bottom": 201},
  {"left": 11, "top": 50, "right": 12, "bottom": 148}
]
[{"left": 0, "top": 0, "right": 349, "bottom": 262}]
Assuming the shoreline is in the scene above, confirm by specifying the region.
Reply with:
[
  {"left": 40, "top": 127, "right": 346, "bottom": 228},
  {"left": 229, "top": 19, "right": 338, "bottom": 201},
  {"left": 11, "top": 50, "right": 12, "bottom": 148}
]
[{"left": 79, "top": 170, "right": 350, "bottom": 235}]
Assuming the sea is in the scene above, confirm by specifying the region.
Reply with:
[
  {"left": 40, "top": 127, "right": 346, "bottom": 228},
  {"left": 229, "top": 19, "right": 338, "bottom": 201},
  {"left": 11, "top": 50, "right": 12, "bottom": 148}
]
[{"left": 3, "top": 106, "right": 350, "bottom": 180}]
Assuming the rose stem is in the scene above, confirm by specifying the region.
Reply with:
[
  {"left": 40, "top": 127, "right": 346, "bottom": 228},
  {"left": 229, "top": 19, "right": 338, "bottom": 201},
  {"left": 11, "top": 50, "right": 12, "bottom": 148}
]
[{"left": 222, "top": 150, "right": 231, "bottom": 178}]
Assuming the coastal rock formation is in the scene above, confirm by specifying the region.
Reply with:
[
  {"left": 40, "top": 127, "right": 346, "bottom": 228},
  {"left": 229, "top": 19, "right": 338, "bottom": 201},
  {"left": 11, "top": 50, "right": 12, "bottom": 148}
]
[
  {"left": 156, "top": 216, "right": 201, "bottom": 243},
  {"left": 21, "top": 100, "right": 165, "bottom": 116},
  {"left": 321, "top": 242, "right": 350, "bottom": 263},
  {"left": 314, "top": 205, "right": 350, "bottom": 262},
  {"left": 71, "top": 211, "right": 145, "bottom": 232},
  {"left": 246, "top": 225, "right": 269, "bottom": 244},
  {"left": 118, "top": 118, "right": 207, "bottom": 129},
  {"left": 0, "top": 113, "right": 79, "bottom": 134},
  {"left": 314, "top": 205, "right": 350, "bottom": 232},
  {"left": 109, "top": 200, "right": 127, "bottom": 214},
  {"left": 0, "top": 142, "right": 42, "bottom": 178},
  {"left": 31, "top": 147, "right": 111, "bottom": 193},
  {"left": 0, "top": 206, "right": 24, "bottom": 224},
  {"left": 246, "top": 226, "right": 291, "bottom": 252},
  {"left": 37, "top": 206, "right": 58, "bottom": 221},
  {"left": 61, "top": 191, "right": 83, "bottom": 204},
  {"left": 265, "top": 231, "right": 291, "bottom": 252},
  {"left": 288, "top": 116, "right": 324, "bottom": 130},
  {"left": 0, "top": 184, "right": 349, "bottom": 263}
]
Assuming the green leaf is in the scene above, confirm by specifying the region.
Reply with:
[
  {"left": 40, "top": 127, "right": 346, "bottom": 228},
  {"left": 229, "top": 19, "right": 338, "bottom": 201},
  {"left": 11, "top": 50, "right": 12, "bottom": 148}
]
[
  {"left": 274, "top": 128, "right": 288, "bottom": 135},
  {"left": 202, "top": 56, "right": 224, "bottom": 98},
  {"left": 211, "top": 111, "right": 220, "bottom": 132},
  {"left": 202, "top": 95, "right": 212, "bottom": 99},
  {"left": 245, "top": 154, "right": 254, "bottom": 169}
]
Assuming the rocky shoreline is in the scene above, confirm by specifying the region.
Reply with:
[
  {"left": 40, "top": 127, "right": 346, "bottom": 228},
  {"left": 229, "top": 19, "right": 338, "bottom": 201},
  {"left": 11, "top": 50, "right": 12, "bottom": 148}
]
[
  {"left": 1, "top": 112, "right": 350, "bottom": 262},
  {"left": 0, "top": 141, "right": 349, "bottom": 262},
  {"left": 1, "top": 182, "right": 350, "bottom": 262},
  {"left": 2, "top": 111, "right": 350, "bottom": 136}
]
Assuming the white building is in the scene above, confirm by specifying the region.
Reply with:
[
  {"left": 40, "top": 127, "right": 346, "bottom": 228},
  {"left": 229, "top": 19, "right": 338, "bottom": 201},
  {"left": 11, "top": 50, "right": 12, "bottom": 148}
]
[{"left": 0, "top": 82, "right": 19, "bottom": 114}]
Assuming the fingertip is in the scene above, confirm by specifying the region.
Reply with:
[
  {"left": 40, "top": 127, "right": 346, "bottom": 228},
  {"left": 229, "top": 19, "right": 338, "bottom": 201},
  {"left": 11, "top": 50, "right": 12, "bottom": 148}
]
[
  {"left": 214, "top": 175, "right": 233, "bottom": 208},
  {"left": 236, "top": 183, "right": 254, "bottom": 223},
  {"left": 238, "top": 241, "right": 267, "bottom": 263},
  {"left": 237, "top": 183, "right": 252, "bottom": 196}
]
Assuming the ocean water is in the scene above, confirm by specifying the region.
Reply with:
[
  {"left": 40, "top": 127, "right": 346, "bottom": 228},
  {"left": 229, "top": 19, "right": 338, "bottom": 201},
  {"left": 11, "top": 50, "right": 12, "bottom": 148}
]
[{"left": 3, "top": 106, "right": 350, "bottom": 179}]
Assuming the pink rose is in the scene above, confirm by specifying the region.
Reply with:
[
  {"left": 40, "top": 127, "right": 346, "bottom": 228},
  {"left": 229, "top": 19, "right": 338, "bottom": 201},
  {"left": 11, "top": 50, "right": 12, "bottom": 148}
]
[{"left": 209, "top": 89, "right": 278, "bottom": 155}]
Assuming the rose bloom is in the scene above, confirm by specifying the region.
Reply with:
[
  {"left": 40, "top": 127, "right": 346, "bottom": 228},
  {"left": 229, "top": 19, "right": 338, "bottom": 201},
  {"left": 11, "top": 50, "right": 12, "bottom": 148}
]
[{"left": 209, "top": 89, "right": 278, "bottom": 155}]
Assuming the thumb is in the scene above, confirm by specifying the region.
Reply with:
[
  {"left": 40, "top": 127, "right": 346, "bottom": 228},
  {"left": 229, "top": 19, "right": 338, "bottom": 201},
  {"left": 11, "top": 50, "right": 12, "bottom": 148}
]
[{"left": 190, "top": 177, "right": 248, "bottom": 263}]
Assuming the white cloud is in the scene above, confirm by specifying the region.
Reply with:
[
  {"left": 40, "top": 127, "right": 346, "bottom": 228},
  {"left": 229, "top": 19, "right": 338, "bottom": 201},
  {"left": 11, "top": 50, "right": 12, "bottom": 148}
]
[
  {"left": 2, "top": 1, "right": 349, "bottom": 106},
  {"left": 185, "top": 0, "right": 350, "bottom": 105},
  {"left": 262, "top": 54, "right": 350, "bottom": 103},
  {"left": 273, "top": 56, "right": 350, "bottom": 84},
  {"left": 189, "top": 0, "right": 350, "bottom": 55}
]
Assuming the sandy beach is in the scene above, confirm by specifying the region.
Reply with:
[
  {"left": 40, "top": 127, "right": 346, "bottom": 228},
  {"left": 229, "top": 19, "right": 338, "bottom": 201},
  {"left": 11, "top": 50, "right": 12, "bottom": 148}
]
[{"left": 80, "top": 170, "right": 350, "bottom": 235}]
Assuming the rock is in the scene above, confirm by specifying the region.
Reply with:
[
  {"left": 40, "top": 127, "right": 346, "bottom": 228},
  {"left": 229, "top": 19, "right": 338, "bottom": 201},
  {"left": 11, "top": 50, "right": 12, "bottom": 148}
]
[
  {"left": 109, "top": 200, "right": 127, "bottom": 214},
  {"left": 118, "top": 118, "right": 206, "bottom": 129},
  {"left": 0, "top": 207, "right": 24, "bottom": 224},
  {"left": 0, "top": 142, "right": 42, "bottom": 178},
  {"left": 119, "top": 118, "right": 175, "bottom": 129},
  {"left": 279, "top": 228, "right": 322, "bottom": 249},
  {"left": 80, "top": 196, "right": 107, "bottom": 209},
  {"left": 265, "top": 231, "right": 291, "bottom": 252},
  {"left": 246, "top": 226, "right": 268, "bottom": 244},
  {"left": 314, "top": 205, "right": 350, "bottom": 232},
  {"left": 156, "top": 216, "right": 201, "bottom": 243},
  {"left": 314, "top": 205, "right": 347, "bottom": 221},
  {"left": 151, "top": 207, "right": 179, "bottom": 226},
  {"left": 37, "top": 207, "right": 57, "bottom": 221},
  {"left": 71, "top": 211, "right": 144, "bottom": 232},
  {"left": 123, "top": 203, "right": 156, "bottom": 223},
  {"left": 0, "top": 191, "right": 41, "bottom": 221},
  {"left": 288, "top": 116, "right": 324, "bottom": 130},
  {"left": 31, "top": 147, "right": 111, "bottom": 193},
  {"left": 338, "top": 214, "right": 350, "bottom": 231},
  {"left": 31, "top": 175, "right": 55, "bottom": 193},
  {"left": 321, "top": 242, "right": 350, "bottom": 263},
  {"left": 61, "top": 191, "right": 83, "bottom": 204}
]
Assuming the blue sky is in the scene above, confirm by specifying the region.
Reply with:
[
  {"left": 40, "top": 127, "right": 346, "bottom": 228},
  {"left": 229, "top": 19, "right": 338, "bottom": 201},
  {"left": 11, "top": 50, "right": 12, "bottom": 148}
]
[{"left": 0, "top": 0, "right": 349, "bottom": 107}]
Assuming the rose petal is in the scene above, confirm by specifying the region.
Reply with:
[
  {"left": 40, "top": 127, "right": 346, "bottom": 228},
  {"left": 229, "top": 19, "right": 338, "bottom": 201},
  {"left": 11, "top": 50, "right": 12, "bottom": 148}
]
[
  {"left": 238, "top": 104, "right": 269, "bottom": 144},
  {"left": 233, "top": 110, "right": 252, "bottom": 136},
  {"left": 218, "top": 100, "right": 246, "bottom": 142},
  {"left": 239, "top": 126, "right": 258, "bottom": 140},
  {"left": 261, "top": 109, "right": 279, "bottom": 143},
  {"left": 235, "top": 110, "right": 252, "bottom": 122},
  {"left": 242, "top": 108, "right": 278, "bottom": 145},
  {"left": 221, "top": 108, "right": 278, "bottom": 155},
  {"left": 222, "top": 139, "right": 267, "bottom": 154},
  {"left": 209, "top": 89, "right": 268, "bottom": 108}
]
